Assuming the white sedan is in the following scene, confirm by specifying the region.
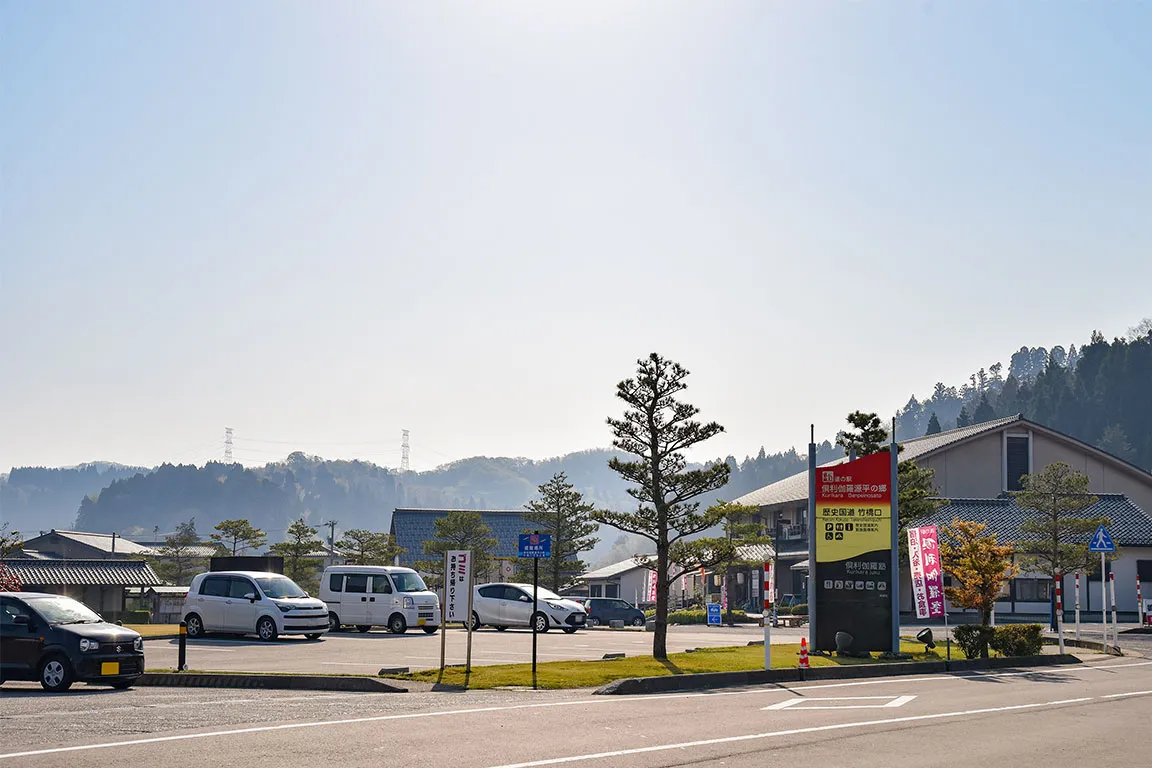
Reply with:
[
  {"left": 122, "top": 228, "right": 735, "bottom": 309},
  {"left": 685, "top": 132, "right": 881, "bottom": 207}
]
[{"left": 471, "top": 583, "right": 587, "bottom": 634}]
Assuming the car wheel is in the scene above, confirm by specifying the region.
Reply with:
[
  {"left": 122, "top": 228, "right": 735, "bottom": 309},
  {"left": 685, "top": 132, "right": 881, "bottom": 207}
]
[
  {"left": 328, "top": 613, "right": 341, "bottom": 632},
  {"left": 388, "top": 614, "right": 408, "bottom": 635},
  {"left": 631, "top": 616, "right": 645, "bottom": 627},
  {"left": 562, "top": 627, "right": 578, "bottom": 634},
  {"left": 356, "top": 625, "right": 371, "bottom": 633},
  {"left": 422, "top": 626, "right": 438, "bottom": 635},
  {"left": 587, "top": 617, "right": 600, "bottom": 628},
  {"left": 470, "top": 611, "right": 482, "bottom": 631},
  {"left": 532, "top": 613, "right": 550, "bottom": 633},
  {"left": 494, "top": 625, "right": 508, "bottom": 632},
  {"left": 110, "top": 678, "right": 138, "bottom": 690},
  {"left": 256, "top": 616, "right": 278, "bottom": 642},
  {"left": 184, "top": 613, "right": 204, "bottom": 638},
  {"left": 39, "top": 655, "right": 74, "bottom": 692},
  {"left": 305, "top": 633, "right": 323, "bottom": 641}
]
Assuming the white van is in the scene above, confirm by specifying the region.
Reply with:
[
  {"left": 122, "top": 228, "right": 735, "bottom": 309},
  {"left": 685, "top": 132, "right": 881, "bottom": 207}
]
[
  {"left": 320, "top": 565, "right": 441, "bottom": 634},
  {"left": 182, "top": 571, "right": 329, "bottom": 641}
]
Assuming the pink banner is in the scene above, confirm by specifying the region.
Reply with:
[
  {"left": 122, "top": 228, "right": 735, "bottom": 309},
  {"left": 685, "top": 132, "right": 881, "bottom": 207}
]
[
  {"left": 907, "top": 525, "right": 945, "bottom": 619},
  {"left": 645, "top": 568, "right": 657, "bottom": 603}
]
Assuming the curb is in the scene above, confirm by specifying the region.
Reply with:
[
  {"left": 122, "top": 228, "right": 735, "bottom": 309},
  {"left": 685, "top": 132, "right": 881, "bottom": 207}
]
[
  {"left": 593, "top": 654, "right": 1083, "bottom": 695},
  {"left": 1042, "top": 637, "right": 1123, "bottom": 655},
  {"left": 137, "top": 672, "right": 408, "bottom": 693}
]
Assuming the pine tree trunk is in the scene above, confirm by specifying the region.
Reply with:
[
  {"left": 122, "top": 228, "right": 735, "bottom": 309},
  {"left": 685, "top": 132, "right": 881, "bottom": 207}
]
[{"left": 654, "top": 544, "right": 669, "bottom": 660}]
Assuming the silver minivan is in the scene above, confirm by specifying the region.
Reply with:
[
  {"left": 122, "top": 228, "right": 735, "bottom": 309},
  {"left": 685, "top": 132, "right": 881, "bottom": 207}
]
[{"left": 320, "top": 565, "right": 441, "bottom": 634}]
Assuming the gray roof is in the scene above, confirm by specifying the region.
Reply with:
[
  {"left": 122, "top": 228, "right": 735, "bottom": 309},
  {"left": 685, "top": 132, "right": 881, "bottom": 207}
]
[
  {"left": 733, "top": 415, "right": 1026, "bottom": 508},
  {"left": 578, "top": 557, "right": 655, "bottom": 581},
  {"left": 25, "top": 530, "right": 157, "bottom": 556},
  {"left": 920, "top": 493, "right": 1152, "bottom": 548},
  {"left": 1, "top": 558, "right": 162, "bottom": 587}
]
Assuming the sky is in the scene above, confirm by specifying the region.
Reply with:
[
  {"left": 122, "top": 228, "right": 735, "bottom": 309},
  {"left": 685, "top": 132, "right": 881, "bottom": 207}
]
[{"left": 1, "top": 1, "right": 1150, "bottom": 474}]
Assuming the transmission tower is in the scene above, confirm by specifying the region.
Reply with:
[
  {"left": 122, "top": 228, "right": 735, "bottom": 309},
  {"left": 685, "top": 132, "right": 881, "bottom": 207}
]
[
  {"left": 224, "top": 427, "right": 234, "bottom": 463},
  {"left": 400, "top": 429, "right": 410, "bottom": 472}
]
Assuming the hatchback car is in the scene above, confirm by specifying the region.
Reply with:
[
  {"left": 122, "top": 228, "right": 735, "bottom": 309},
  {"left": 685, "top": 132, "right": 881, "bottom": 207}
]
[
  {"left": 579, "top": 597, "right": 646, "bottom": 627},
  {"left": 182, "top": 571, "right": 329, "bottom": 641},
  {"left": 0, "top": 592, "right": 145, "bottom": 692},
  {"left": 470, "top": 583, "right": 586, "bottom": 633}
]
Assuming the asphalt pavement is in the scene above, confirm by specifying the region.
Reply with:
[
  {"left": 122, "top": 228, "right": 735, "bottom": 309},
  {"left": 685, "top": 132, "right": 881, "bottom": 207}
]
[{"left": 3, "top": 655, "right": 1150, "bottom": 767}]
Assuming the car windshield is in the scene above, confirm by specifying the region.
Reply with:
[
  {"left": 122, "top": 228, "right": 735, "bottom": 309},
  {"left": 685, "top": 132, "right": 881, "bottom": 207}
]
[
  {"left": 255, "top": 576, "right": 307, "bottom": 598},
  {"left": 522, "top": 586, "right": 562, "bottom": 601},
  {"left": 28, "top": 596, "right": 104, "bottom": 625},
  {"left": 391, "top": 572, "right": 428, "bottom": 593}
]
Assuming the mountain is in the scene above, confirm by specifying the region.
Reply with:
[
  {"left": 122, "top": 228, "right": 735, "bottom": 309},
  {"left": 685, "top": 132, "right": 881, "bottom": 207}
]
[{"left": 0, "top": 463, "right": 149, "bottom": 534}]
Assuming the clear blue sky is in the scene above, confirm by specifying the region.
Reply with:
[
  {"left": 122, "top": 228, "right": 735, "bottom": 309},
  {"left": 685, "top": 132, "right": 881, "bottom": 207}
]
[{"left": 2, "top": 1, "right": 1149, "bottom": 473}]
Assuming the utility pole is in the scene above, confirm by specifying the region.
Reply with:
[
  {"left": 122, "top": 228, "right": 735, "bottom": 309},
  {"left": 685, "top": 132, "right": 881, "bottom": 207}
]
[
  {"left": 224, "top": 427, "right": 234, "bottom": 463},
  {"left": 400, "top": 430, "right": 411, "bottom": 473},
  {"left": 323, "top": 520, "right": 338, "bottom": 568}
]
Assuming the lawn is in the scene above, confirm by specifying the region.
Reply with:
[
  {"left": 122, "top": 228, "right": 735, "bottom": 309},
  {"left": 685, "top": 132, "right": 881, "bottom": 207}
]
[
  {"left": 397, "top": 640, "right": 966, "bottom": 690},
  {"left": 124, "top": 624, "right": 181, "bottom": 637}
]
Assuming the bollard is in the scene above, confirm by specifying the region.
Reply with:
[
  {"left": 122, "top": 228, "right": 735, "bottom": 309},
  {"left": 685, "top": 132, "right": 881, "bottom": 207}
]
[{"left": 177, "top": 620, "right": 187, "bottom": 672}]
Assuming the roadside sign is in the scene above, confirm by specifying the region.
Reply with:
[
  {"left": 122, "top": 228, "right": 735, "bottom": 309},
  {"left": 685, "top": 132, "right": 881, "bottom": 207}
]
[
  {"left": 444, "top": 550, "right": 472, "bottom": 623},
  {"left": 518, "top": 533, "right": 552, "bottom": 558},
  {"left": 706, "top": 602, "right": 722, "bottom": 626},
  {"left": 1089, "top": 525, "right": 1116, "bottom": 553}
]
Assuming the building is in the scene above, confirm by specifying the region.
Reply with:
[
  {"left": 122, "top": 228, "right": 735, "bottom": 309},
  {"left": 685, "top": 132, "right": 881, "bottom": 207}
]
[
  {"left": 389, "top": 508, "right": 533, "bottom": 580},
  {"left": 1, "top": 558, "right": 161, "bottom": 617},
  {"left": 19, "top": 530, "right": 157, "bottom": 560},
  {"left": 733, "top": 415, "right": 1152, "bottom": 615},
  {"left": 572, "top": 557, "right": 654, "bottom": 602}
]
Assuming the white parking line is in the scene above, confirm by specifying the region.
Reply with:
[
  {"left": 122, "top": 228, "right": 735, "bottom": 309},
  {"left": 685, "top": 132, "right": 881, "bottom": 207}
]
[{"left": 763, "top": 695, "right": 917, "bottom": 711}]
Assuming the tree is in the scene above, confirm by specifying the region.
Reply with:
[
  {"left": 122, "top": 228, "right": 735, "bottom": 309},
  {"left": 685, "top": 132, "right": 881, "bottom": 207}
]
[
  {"left": 0, "top": 522, "right": 22, "bottom": 558},
  {"left": 416, "top": 511, "right": 499, "bottom": 590},
  {"left": 925, "top": 413, "right": 942, "bottom": 436},
  {"left": 269, "top": 519, "right": 323, "bottom": 592},
  {"left": 593, "top": 353, "right": 732, "bottom": 660},
  {"left": 836, "top": 411, "right": 889, "bottom": 455},
  {"left": 972, "top": 393, "right": 996, "bottom": 424},
  {"left": 152, "top": 519, "right": 207, "bottom": 586},
  {"left": 337, "top": 529, "right": 402, "bottom": 566},
  {"left": 695, "top": 502, "right": 771, "bottom": 622},
  {"left": 1128, "top": 317, "right": 1152, "bottom": 340},
  {"left": 955, "top": 407, "right": 971, "bottom": 428},
  {"left": 1013, "top": 463, "right": 1106, "bottom": 584},
  {"left": 1096, "top": 424, "right": 1135, "bottom": 462},
  {"left": 521, "top": 473, "right": 601, "bottom": 592},
  {"left": 940, "top": 519, "right": 1019, "bottom": 653},
  {"left": 210, "top": 519, "right": 267, "bottom": 556}
]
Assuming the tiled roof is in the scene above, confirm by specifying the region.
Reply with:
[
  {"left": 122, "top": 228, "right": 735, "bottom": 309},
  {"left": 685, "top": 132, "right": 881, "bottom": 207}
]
[
  {"left": 390, "top": 508, "right": 533, "bottom": 566},
  {"left": 734, "top": 416, "right": 1025, "bottom": 508},
  {"left": 0, "top": 558, "right": 162, "bottom": 587},
  {"left": 919, "top": 493, "right": 1152, "bottom": 547}
]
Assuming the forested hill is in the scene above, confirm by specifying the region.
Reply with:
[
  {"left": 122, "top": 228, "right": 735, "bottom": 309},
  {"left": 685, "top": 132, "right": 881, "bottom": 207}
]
[
  {"left": 895, "top": 323, "right": 1152, "bottom": 470},
  {"left": 0, "top": 464, "right": 148, "bottom": 534},
  {"left": 2, "top": 443, "right": 842, "bottom": 546}
]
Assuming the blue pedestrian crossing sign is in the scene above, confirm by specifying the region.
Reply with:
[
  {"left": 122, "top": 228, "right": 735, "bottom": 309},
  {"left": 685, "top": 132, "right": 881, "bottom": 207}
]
[{"left": 1088, "top": 524, "right": 1116, "bottom": 553}]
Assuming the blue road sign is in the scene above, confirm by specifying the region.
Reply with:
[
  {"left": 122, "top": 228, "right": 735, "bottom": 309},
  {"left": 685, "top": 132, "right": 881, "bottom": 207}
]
[
  {"left": 518, "top": 533, "right": 552, "bottom": 559},
  {"left": 1088, "top": 524, "right": 1116, "bottom": 553},
  {"left": 706, "top": 603, "right": 722, "bottom": 626}
]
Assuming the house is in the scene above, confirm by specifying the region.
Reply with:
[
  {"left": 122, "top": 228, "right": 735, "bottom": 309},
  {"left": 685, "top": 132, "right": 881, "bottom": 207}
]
[
  {"left": 389, "top": 508, "right": 534, "bottom": 581},
  {"left": 733, "top": 415, "right": 1152, "bottom": 615},
  {"left": 19, "top": 530, "right": 157, "bottom": 560},
  {"left": 572, "top": 557, "right": 654, "bottom": 603},
  {"left": 1, "top": 558, "right": 162, "bottom": 617}
]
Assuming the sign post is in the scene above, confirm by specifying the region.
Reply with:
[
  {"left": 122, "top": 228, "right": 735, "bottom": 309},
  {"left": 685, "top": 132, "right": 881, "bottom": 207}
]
[
  {"left": 1088, "top": 524, "right": 1116, "bottom": 648},
  {"left": 762, "top": 561, "right": 773, "bottom": 669},
  {"left": 518, "top": 532, "right": 552, "bottom": 690},
  {"left": 706, "top": 602, "right": 722, "bottom": 626}
]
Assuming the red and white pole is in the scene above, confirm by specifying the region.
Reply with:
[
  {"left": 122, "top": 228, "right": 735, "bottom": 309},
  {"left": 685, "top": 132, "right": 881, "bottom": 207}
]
[
  {"left": 1138, "top": 576, "right": 1144, "bottom": 626},
  {"left": 763, "top": 561, "right": 772, "bottom": 670},
  {"left": 1055, "top": 576, "right": 1065, "bottom": 654},
  {"left": 1109, "top": 572, "right": 1119, "bottom": 648},
  {"left": 1074, "top": 572, "right": 1081, "bottom": 642}
]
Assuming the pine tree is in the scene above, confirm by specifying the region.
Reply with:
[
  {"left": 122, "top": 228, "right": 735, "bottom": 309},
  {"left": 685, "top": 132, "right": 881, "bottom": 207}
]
[
  {"left": 836, "top": 411, "right": 889, "bottom": 455},
  {"left": 336, "top": 529, "right": 403, "bottom": 566},
  {"left": 925, "top": 413, "right": 942, "bottom": 435},
  {"left": 416, "top": 511, "right": 499, "bottom": 590},
  {"left": 521, "top": 473, "right": 601, "bottom": 592},
  {"left": 695, "top": 502, "right": 771, "bottom": 622},
  {"left": 1013, "top": 463, "right": 1107, "bottom": 582},
  {"left": 972, "top": 393, "right": 996, "bottom": 424},
  {"left": 269, "top": 519, "right": 323, "bottom": 593},
  {"left": 956, "top": 407, "right": 971, "bottom": 428},
  {"left": 210, "top": 519, "right": 267, "bottom": 556},
  {"left": 152, "top": 519, "right": 207, "bottom": 585}
]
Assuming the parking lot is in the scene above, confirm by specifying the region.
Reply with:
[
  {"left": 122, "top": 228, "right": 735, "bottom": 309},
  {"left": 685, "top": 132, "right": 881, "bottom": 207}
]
[{"left": 142, "top": 623, "right": 800, "bottom": 674}]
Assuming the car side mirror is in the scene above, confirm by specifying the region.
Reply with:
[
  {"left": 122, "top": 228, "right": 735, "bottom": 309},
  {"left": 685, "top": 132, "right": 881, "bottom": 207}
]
[
  {"left": 14, "top": 614, "right": 29, "bottom": 626},
  {"left": 245, "top": 593, "right": 257, "bottom": 602},
  {"left": 519, "top": 596, "right": 532, "bottom": 603}
]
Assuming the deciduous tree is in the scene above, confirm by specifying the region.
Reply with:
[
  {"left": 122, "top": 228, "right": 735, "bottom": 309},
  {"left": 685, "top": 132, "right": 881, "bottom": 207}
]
[
  {"left": 940, "top": 519, "right": 1019, "bottom": 633},
  {"left": 593, "top": 353, "right": 732, "bottom": 660}
]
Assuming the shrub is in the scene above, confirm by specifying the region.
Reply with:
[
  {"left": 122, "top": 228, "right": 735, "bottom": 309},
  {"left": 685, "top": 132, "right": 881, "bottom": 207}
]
[
  {"left": 990, "top": 624, "right": 1044, "bottom": 657},
  {"left": 952, "top": 624, "right": 995, "bottom": 658},
  {"left": 124, "top": 609, "right": 152, "bottom": 625},
  {"left": 644, "top": 609, "right": 758, "bottom": 625},
  {"left": 789, "top": 603, "right": 808, "bottom": 616}
]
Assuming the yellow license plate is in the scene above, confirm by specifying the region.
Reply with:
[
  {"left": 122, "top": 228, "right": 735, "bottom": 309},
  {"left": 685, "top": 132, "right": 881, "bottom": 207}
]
[
  {"left": 417, "top": 618, "right": 426, "bottom": 626},
  {"left": 101, "top": 662, "right": 120, "bottom": 676}
]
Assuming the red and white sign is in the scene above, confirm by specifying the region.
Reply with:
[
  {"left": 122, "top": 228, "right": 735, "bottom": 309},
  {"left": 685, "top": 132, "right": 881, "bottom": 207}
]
[
  {"left": 764, "top": 561, "right": 775, "bottom": 610},
  {"left": 907, "top": 526, "right": 945, "bottom": 619},
  {"left": 645, "top": 568, "right": 658, "bottom": 604}
]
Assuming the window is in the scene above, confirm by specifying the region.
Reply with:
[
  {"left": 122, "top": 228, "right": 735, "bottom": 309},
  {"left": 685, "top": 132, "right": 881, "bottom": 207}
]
[
  {"left": 345, "top": 574, "right": 368, "bottom": 593},
  {"left": 605, "top": 583, "right": 619, "bottom": 598},
  {"left": 1, "top": 597, "right": 30, "bottom": 627},
  {"left": 229, "top": 578, "right": 256, "bottom": 599},
  {"left": 391, "top": 572, "right": 428, "bottom": 592},
  {"left": 371, "top": 576, "right": 393, "bottom": 594},
  {"left": 589, "top": 584, "right": 602, "bottom": 597},
  {"left": 1006, "top": 436, "right": 1030, "bottom": 491},
  {"left": 1015, "top": 578, "right": 1052, "bottom": 602},
  {"left": 200, "top": 576, "right": 230, "bottom": 597},
  {"left": 612, "top": 600, "right": 631, "bottom": 609},
  {"left": 478, "top": 585, "right": 504, "bottom": 599},
  {"left": 329, "top": 574, "right": 343, "bottom": 592}
]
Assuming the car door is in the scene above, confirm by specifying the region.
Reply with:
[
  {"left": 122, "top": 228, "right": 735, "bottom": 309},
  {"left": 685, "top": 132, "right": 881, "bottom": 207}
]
[
  {"left": 342, "top": 574, "right": 370, "bottom": 624},
  {"left": 0, "top": 597, "right": 43, "bottom": 680},
  {"left": 225, "top": 576, "right": 260, "bottom": 632},
  {"left": 371, "top": 575, "right": 395, "bottom": 622},
  {"left": 612, "top": 600, "right": 632, "bottom": 622},
  {"left": 474, "top": 585, "right": 503, "bottom": 624},
  {"left": 195, "top": 575, "right": 231, "bottom": 630},
  {"left": 503, "top": 586, "right": 534, "bottom": 626}
]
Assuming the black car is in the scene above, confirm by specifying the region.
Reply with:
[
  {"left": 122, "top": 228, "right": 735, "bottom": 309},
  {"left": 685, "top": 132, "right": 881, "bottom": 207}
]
[
  {"left": 580, "top": 597, "right": 646, "bottom": 627},
  {"left": 0, "top": 592, "right": 145, "bottom": 691}
]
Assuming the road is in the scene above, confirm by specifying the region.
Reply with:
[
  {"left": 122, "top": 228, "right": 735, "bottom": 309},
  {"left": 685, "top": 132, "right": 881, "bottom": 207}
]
[
  {"left": 3, "top": 656, "right": 1150, "bottom": 767},
  {"left": 141, "top": 624, "right": 792, "bottom": 674}
]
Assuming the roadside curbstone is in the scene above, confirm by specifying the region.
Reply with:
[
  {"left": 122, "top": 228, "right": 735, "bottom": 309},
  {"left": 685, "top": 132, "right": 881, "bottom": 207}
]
[{"left": 137, "top": 672, "right": 408, "bottom": 693}]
